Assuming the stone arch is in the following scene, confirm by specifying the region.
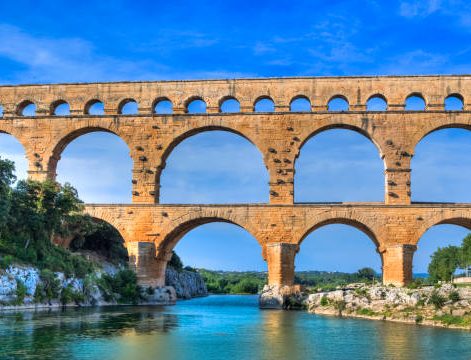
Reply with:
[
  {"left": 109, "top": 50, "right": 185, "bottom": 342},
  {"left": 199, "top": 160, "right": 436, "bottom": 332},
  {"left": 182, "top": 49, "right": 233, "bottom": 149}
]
[
  {"left": 47, "top": 126, "right": 132, "bottom": 179},
  {"left": 366, "top": 93, "right": 388, "bottom": 111},
  {"left": 184, "top": 96, "right": 207, "bottom": 114},
  {"left": 253, "top": 95, "right": 275, "bottom": 112},
  {"left": 50, "top": 99, "right": 70, "bottom": 115},
  {"left": 289, "top": 95, "right": 311, "bottom": 112},
  {"left": 295, "top": 124, "right": 385, "bottom": 164},
  {"left": 415, "top": 213, "right": 471, "bottom": 247},
  {"left": 218, "top": 96, "right": 240, "bottom": 112},
  {"left": 445, "top": 93, "right": 464, "bottom": 111},
  {"left": 84, "top": 99, "right": 105, "bottom": 115},
  {"left": 327, "top": 94, "right": 349, "bottom": 111},
  {"left": 156, "top": 126, "right": 269, "bottom": 202},
  {"left": 16, "top": 100, "right": 36, "bottom": 116},
  {"left": 117, "top": 98, "right": 138, "bottom": 114},
  {"left": 82, "top": 208, "right": 132, "bottom": 246},
  {"left": 158, "top": 215, "right": 262, "bottom": 254},
  {"left": 153, "top": 97, "right": 174, "bottom": 114},
  {"left": 298, "top": 217, "right": 380, "bottom": 248},
  {"left": 405, "top": 92, "right": 426, "bottom": 110}
]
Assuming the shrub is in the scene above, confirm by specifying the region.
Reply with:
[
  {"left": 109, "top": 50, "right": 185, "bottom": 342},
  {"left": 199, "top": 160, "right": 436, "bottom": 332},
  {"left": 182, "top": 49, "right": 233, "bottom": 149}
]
[
  {"left": 0, "top": 255, "right": 14, "bottom": 269},
  {"left": 334, "top": 300, "right": 346, "bottom": 314},
  {"left": 15, "top": 280, "right": 27, "bottom": 305},
  {"left": 320, "top": 295, "right": 329, "bottom": 306},
  {"left": 357, "top": 308, "right": 377, "bottom": 316},
  {"left": 449, "top": 291, "right": 460, "bottom": 303},
  {"left": 429, "top": 291, "right": 446, "bottom": 309},
  {"left": 97, "top": 269, "right": 141, "bottom": 304},
  {"left": 168, "top": 251, "right": 183, "bottom": 271},
  {"left": 60, "top": 285, "right": 84, "bottom": 305},
  {"left": 415, "top": 314, "right": 424, "bottom": 324}
]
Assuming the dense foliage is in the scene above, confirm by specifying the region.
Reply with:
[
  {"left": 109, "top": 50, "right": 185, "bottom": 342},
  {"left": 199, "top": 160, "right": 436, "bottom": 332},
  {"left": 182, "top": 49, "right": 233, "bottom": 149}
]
[
  {"left": 0, "top": 157, "right": 127, "bottom": 277},
  {"left": 296, "top": 268, "right": 379, "bottom": 290},
  {"left": 428, "top": 234, "right": 471, "bottom": 282},
  {"left": 199, "top": 270, "right": 266, "bottom": 294}
]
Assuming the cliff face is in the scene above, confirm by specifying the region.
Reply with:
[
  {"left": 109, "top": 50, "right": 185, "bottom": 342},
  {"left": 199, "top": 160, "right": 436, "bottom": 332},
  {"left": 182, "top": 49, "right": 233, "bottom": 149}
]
[{"left": 165, "top": 267, "right": 208, "bottom": 299}]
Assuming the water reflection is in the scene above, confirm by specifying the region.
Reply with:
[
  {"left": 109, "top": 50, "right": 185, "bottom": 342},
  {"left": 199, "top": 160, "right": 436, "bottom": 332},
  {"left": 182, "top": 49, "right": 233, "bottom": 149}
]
[{"left": 1, "top": 297, "right": 471, "bottom": 360}]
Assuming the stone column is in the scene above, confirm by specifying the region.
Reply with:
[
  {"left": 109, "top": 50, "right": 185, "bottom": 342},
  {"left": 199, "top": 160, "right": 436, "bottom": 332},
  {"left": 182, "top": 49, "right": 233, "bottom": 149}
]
[
  {"left": 380, "top": 244, "right": 416, "bottom": 286},
  {"left": 127, "top": 242, "right": 171, "bottom": 287},
  {"left": 265, "top": 243, "right": 298, "bottom": 286},
  {"left": 384, "top": 168, "right": 411, "bottom": 204}
]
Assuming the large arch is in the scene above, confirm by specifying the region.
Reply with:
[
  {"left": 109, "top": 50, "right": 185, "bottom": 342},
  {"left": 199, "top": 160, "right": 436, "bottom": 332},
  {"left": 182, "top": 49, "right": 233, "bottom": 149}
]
[
  {"left": 296, "top": 218, "right": 382, "bottom": 274},
  {"left": 294, "top": 126, "right": 385, "bottom": 203},
  {"left": 158, "top": 127, "right": 269, "bottom": 204},
  {"left": 412, "top": 127, "right": 471, "bottom": 202},
  {"left": 159, "top": 216, "right": 265, "bottom": 270},
  {"left": 52, "top": 129, "right": 133, "bottom": 203}
]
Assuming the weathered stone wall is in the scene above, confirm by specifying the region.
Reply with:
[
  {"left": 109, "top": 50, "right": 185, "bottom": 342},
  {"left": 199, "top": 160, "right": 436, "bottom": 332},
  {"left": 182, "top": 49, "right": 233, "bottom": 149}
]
[{"left": 1, "top": 75, "right": 471, "bottom": 288}]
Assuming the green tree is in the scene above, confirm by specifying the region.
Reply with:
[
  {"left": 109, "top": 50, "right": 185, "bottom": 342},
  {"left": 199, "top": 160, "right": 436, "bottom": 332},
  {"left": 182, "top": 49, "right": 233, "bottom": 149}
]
[
  {"left": 356, "top": 267, "right": 376, "bottom": 281},
  {"left": 0, "top": 157, "right": 15, "bottom": 236},
  {"left": 428, "top": 245, "right": 461, "bottom": 282},
  {"left": 460, "top": 234, "right": 471, "bottom": 269}
]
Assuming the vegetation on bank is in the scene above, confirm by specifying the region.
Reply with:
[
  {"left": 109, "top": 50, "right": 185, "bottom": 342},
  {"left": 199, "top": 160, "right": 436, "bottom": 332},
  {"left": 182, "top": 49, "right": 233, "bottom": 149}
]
[
  {"left": 0, "top": 157, "right": 141, "bottom": 305},
  {"left": 428, "top": 234, "right": 471, "bottom": 282}
]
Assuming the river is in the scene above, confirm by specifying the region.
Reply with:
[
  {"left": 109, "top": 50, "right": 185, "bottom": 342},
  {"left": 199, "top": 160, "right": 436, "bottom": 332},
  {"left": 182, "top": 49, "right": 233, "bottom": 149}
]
[{"left": 0, "top": 295, "right": 470, "bottom": 359}]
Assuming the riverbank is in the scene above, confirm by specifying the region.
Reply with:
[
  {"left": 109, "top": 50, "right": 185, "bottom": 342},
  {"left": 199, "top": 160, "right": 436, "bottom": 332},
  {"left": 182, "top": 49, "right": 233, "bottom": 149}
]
[
  {"left": 0, "top": 263, "right": 207, "bottom": 311},
  {"left": 304, "top": 283, "right": 471, "bottom": 330}
]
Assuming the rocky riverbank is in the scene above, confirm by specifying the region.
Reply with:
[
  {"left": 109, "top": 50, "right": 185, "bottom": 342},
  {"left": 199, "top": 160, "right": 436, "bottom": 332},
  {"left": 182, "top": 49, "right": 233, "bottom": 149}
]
[
  {"left": 305, "top": 283, "right": 471, "bottom": 329},
  {"left": 0, "top": 262, "right": 207, "bottom": 310}
]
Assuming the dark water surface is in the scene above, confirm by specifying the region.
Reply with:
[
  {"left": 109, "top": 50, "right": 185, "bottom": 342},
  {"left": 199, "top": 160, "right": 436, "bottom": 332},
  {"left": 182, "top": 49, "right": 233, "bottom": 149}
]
[{"left": 1, "top": 295, "right": 471, "bottom": 360}]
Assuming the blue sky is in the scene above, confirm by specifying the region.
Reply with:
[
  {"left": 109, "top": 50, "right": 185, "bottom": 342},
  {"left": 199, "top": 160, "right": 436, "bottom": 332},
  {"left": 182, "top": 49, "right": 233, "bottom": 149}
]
[{"left": 1, "top": 0, "right": 471, "bottom": 273}]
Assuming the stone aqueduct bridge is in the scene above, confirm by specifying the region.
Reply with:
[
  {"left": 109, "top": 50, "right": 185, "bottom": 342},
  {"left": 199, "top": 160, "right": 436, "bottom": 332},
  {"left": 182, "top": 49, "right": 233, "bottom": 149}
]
[{"left": 2, "top": 75, "right": 471, "bottom": 288}]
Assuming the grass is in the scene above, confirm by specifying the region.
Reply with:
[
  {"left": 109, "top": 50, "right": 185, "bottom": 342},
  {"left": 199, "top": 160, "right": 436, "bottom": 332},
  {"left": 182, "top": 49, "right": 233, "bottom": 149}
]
[
  {"left": 433, "top": 314, "right": 471, "bottom": 327},
  {"left": 356, "top": 308, "right": 377, "bottom": 316}
]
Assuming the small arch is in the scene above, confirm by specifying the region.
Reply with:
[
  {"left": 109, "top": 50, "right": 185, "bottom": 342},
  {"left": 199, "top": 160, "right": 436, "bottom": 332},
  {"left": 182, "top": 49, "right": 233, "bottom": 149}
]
[
  {"left": 366, "top": 94, "right": 388, "bottom": 111},
  {"left": 153, "top": 98, "right": 173, "bottom": 114},
  {"left": 0, "top": 105, "right": 3, "bottom": 118},
  {"left": 405, "top": 93, "right": 426, "bottom": 111},
  {"left": 185, "top": 97, "right": 206, "bottom": 114},
  {"left": 51, "top": 100, "right": 70, "bottom": 116},
  {"left": 118, "top": 99, "right": 138, "bottom": 115},
  {"left": 219, "top": 97, "right": 240, "bottom": 113},
  {"left": 445, "top": 94, "right": 464, "bottom": 111},
  {"left": 85, "top": 99, "right": 105, "bottom": 115},
  {"left": 327, "top": 95, "right": 349, "bottom": 112},
  {"left": 254, "top": 96, "right": 275, "bottom": 112},
  {"left": 17, "top": 100, "right": 36, "bottom": 116},
  {"left": 290, "top": 96, "right": 311, "bottom": 112}
]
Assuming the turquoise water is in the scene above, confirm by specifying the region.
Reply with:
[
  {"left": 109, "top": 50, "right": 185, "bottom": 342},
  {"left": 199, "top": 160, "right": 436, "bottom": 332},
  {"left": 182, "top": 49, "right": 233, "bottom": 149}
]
[{"left": 1, "top": 295, "right": 471, "bottom": 360}]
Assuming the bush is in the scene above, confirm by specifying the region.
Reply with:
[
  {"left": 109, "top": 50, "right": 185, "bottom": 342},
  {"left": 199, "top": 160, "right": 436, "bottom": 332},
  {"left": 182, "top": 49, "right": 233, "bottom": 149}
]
[
  {"left": 429, "top": 291, "right": 446, "bottom": 309},
  {"left": 449, "top": 291, "right": 460, "bottom": 303},
  {"left": 168, "top": 251, "right": 183, "bottom": 271},
  {"left": 60, "top": 285, "right": 84, "bottom": 305},
  {"left": 415, "top": 314, "right": 424, "bottom": 324},
  {"left": 97, "top": 269, "right": 141, "bottom": 304},
  {"left": 320, "top": 295, "right": 329, "bottom": 306},
  {"left": 0, "top": 255, "right": 14, "bottom": 269},
  {"left": 357, "top": 308, "right": 377, "bottom": 316},
  {"left": 15, "top": 280, "right": 27, "bottom": 305},
  {"left": 34, "top": 269, "right": 61, "bottom": 302}
]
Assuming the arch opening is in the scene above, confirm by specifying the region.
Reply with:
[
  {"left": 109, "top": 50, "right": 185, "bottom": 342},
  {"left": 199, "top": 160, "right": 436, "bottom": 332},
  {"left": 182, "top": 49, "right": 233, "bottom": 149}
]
[
  {"left": 160, "top": 130, "right": 269, "bottom": 204},
  {"left": 55, "top": 131, "right": 132, "bottom": 203},
  {"left": 119, "top": 99, "right": 138, "bottom": 115},
  {"left": 445, "top": 94, "right": 464, "bottom": 111},
  {"left": 254, "top": 97, "right": 275, "bottom": 112},
  {"left": 164, "top": 220, "right": 266, "bottom": 294},
  {"left": 290, "top": 96, "right": 311, "bottom": 112},
  {"left": 405, "top": 94, "right": 426, "bottom": 111},
  {"left": 85, "top": 100, "right": 105, "bottom": 115},
  {"left": 220, "top": 97, "right": 240, "bottom": 113},
  {"left": 17, "top": 101, "right": 36, "bottom": 116},
  {"left": 51, "top": 100, "right": 70, "bottom": 116},
  {"left": 295, "top": 128, "right": 384, "bottom": 203},
  {"left": 0, "top": 105, "right": 3, "bottom": 118},
  {"left": 415, "top": 221, "right": 471, "bottom": 282},
  {"left": 412, "top": 128, "right": 471, "bottom": 202},
  {"left": 186, "top": 98, "right": 206, "bottom": 114},
  {"left": 296, "top": 221, "right": 381, "bottom": 279},
  {"left": 327, "top": 96, "right": 349, "bottom": 112},
  {"left": 366, "top": 95, "right": 387, "bottom": 111},
  {"left": 154, "top": 98, "right": 173, "bottom": 114},
  {"left": 68, "top": 217, "right": 129, "bottom": 266},
  {"left": 0, "top": 132, "right": 28, "bottom": 181}
]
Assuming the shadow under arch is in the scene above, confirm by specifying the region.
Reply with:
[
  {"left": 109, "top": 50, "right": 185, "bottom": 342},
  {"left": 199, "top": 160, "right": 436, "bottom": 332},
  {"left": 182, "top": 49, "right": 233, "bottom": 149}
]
[
  {"left": 156, "top": 126, "right": 269, "bottom": 202},
  {"left": 158, "top": 216, "right": 262, "bottom": 254},
  {"left": 47, "top": 126, "right": 132, "bottom": 178}
]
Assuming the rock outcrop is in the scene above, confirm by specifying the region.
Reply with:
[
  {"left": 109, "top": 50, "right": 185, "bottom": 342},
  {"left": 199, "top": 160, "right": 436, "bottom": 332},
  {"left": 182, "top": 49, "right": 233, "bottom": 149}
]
[
  {"left": 165, "top": 267, "right": 208, "bottom": 299},
  {"left": 259, "top": 284, "right": 304, "bottom": 309},
  {"left": 305, "top": 283, "right": 471, "bottom": 329}
]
